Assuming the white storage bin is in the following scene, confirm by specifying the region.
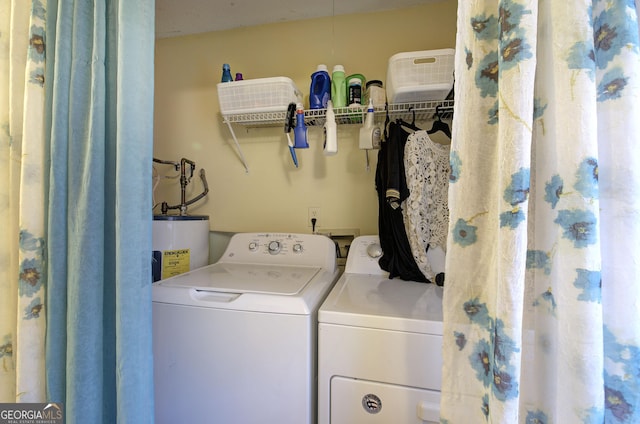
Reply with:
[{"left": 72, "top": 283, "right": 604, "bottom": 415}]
[
  {"left": 386, "top": 49, "right": 455, "bottom": 103},
  {"left": 217, "top": 76, "right": 303, "bottom": 115}
]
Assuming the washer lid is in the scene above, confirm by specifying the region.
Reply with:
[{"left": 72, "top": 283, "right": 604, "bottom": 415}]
[
  {"left": 319, "top": 273, "right": 443, "bottom": 335},
  {"left": 157, "top": 262, "right": 321, "bottom": 296}
]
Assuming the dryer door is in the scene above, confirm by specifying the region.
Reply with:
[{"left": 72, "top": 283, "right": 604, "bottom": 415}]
[{"left": 331, "top": 376, "right": 440, "bottom": 424}]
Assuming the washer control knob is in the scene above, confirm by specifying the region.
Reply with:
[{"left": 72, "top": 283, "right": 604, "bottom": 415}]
[
  {"left": 268, "top": 240, "right": 281, "bottom": 255},
  {"left": 366, "top": 243, "right": 382, "bottom": 258},
  {"left": 292, "top": 243, "right": 303, "bottom": 253},
  {"left": 248, "top": 242, "right": 259, "bottom": 251}
]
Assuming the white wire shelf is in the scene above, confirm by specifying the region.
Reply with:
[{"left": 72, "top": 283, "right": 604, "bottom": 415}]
[
  {"left": 221, "top": 99, "right": 454, "bottom": 127},
  {"left": 219, "top": 99, "right": 454, "bottom": 173}
]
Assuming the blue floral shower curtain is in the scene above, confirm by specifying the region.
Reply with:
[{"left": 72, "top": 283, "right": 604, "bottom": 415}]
[
  {"left": 44, "top": 1, "right": 155, "bottom": 422},
  {"left": 2, "top": 0, "right": 155, "bottom": 421},
  {"left": 441, "top": 1, "right": 640, "bottom": 422}
]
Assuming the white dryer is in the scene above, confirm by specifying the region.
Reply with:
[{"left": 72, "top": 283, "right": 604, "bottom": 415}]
[
  {"left": 153, "top": 232, "right": 340, "bottom": 424},
  {"left": 318, "top": 235, "right": 443, "bottom": 424}
]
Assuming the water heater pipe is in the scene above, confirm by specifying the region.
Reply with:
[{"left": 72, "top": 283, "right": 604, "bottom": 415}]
[{"left": 156, "top": 157, "right": 209, "bottom": 215}]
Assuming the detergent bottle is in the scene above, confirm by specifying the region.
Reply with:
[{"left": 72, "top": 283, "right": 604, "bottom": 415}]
[
  {"left": 346, "top": 74, "right": 366, "bottom": 107},
  {"left": 331, "top": 65, "right": 346, "bottom": 108},
  {"left": 309, "top": 64, "right": 331, "bottom": 109}
]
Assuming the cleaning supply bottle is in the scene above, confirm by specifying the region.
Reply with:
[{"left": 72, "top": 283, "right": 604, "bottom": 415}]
[
  {"left": 293, "top": 104, "right": 309, "bottom": 149},
  {"left": 309, "top": 64, "right": 331, "bottom": 109},
  {"left": 359, "top": 99, "right": 381, "bottom": 150},
  {"left": 365, "top": 80, "right": 385, "bottom": 107},
  {"left": 347, "top": 74, "right": 366, "bottom": 107},
  {"left": 221, "top": 64, "right": 233, "bottom": 82},
  {"left": 323, "top": 100, "right": 338, "bottom": 156},
  {"left": 331, "top": 65, "right": 346, "bottom": 108}
]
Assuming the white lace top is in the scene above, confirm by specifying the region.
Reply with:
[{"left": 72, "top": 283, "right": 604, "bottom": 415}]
[{"left": 402, "top": 131, "right": 451, "bottom": 280}]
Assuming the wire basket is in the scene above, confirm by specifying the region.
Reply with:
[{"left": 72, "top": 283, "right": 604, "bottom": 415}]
[
  {"left": 217, "top": 77, "right": 303, "bottom": 115},
  {"left": 386, "top": 49, "right": 455, "bottom": 103}
]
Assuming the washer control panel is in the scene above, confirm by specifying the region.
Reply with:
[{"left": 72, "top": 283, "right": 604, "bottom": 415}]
[
  {"left": 245, "top": 234, "right": 303, "bottom": 255},
  {"left": 220, "top": 233, "right": 336, "bottom": 271}
]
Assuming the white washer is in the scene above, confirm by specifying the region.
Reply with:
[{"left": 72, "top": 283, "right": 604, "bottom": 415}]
[
  {"left": 153, "top": 232, "right": 340, "bottom": 424},
  {"left": 318, "top": 236, "right": 443, "bottom": 424}
]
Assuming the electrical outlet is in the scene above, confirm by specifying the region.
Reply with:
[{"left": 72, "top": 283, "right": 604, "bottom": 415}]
[{"left": 308, "top": 207, "right": 321, "bottom": 227}]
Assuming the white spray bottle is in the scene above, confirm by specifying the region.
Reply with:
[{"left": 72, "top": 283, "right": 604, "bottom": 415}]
[
  {"left": 323, "top": 100, "right": 338, "bottom": 156},
  {"left": 359, "top": 99, "right": 381, "bottom": 150}
]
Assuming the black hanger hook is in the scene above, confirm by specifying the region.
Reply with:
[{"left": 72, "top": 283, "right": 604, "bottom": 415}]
[{"left": 384, "top": 101, "right": 390, "bottom": 140}]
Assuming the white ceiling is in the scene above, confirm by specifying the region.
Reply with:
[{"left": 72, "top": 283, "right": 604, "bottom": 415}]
[{"left": 155, "top": 0, "right": 445, "bottom": 38}]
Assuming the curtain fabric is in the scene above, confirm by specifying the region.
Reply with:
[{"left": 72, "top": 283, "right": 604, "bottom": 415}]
[
  {"left": 2, "top": 0, "right": 155, "bottom": 421},
  {"left": 441, "top": 1, "right": 640, "bottom": 423},
  {"left": 45, "top": 1, "right": 155, "bottom": 423},
  {"left": 0, "top": 0, "right": 47, "bottom": 403}
]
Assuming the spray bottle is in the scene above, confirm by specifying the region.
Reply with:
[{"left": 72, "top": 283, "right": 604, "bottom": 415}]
[
  {"left": 323, "top": 100, "right": 337, "bottom": 156},
  {"left": 221, "top": 63, "right": 233, "bottom": 82},
  {"left": 358, "top": 99, "right": 381, "bottom": 170},
  {"left": 293, "top": 103, "right": 309, "bottom": 149},
  {"left": 359, "top": 99, "right": 381, "bottom": 150}
]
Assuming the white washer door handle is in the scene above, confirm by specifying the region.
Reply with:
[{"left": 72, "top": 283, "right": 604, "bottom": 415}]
[
  {"left": 192, "top": 289, "right": 240, "bottom": 303},
  {"left": 416, "top": 400, "right": 439, "bottom": 423}
]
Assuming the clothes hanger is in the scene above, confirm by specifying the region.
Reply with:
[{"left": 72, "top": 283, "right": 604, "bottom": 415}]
[
  {"left": 427, "top": 106, "right": 451, "bottom": 138},
  {"left": 383, "top": 101, "right": 390, "bottom": 141},
  {"left": 397, "top": 107, "right": 421, "bottom": 132}
]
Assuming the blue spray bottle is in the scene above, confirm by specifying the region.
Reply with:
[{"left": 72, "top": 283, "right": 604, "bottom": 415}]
[
  {"left": 221, "top": 64, "right": 233, "bottom": 82},
  {"left": 293, "top": 104, "right": 309, "bottom": 149}
]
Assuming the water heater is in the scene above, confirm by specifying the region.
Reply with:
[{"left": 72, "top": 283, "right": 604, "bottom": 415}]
[{"left": 152, "top": 215, "right": 209, "bottom": 282}]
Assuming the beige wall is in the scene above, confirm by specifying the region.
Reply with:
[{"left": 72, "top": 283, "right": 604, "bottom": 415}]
[{"left": 153, "top": 1, "right": 457, "bottom": 236}]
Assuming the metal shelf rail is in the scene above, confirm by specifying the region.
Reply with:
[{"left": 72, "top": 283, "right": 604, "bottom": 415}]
[{"left": 221, "top": 99, "right": 454, "bottom": 172}]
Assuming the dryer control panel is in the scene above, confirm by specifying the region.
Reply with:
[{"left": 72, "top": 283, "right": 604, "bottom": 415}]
[{"left": 344, "top": 236, "right": 388, "bottom": 276}]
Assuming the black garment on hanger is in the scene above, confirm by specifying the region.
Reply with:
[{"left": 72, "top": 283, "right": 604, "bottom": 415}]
[{"left": 375, "top": 121, "right": 428, "bottom": 283}]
